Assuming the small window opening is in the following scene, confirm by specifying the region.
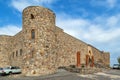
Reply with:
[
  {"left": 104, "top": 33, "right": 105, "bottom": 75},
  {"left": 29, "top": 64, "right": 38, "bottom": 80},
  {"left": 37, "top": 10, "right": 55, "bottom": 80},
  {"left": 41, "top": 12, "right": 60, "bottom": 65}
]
[
  {"left": 46, "top": 45, "right": 49, "bottom": 48},
  {"left": 20, "top": 49, "right": 22, "bottom": 56},
  {"left": 31, "top": 14, "right": 34, "bottom": 19},
  {"left": 16, "top": 50, "right": 18, "bottom": 57},
  {"left": 13, "top": 52, "right": 14, "bottom": 58},
  {"left": 31, "top": 49, "right": 34, "bottom": 58},
  {"left": 31, "top": 29, "right": 35, "bottom": 39}
]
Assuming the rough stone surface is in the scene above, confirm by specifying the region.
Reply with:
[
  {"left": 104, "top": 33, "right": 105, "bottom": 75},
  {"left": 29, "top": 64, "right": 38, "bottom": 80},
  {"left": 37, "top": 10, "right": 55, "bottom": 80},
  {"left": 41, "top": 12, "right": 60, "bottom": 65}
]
[{"left": 0, "top": 6, "right": 110, "bottom": 76}]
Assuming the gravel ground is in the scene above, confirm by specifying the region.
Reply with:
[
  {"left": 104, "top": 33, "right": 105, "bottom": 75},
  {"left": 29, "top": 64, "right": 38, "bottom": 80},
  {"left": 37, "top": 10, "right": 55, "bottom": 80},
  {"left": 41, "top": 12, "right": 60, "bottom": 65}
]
[{"left": 0, "top": 69, "right": 120, "bottom": 80}]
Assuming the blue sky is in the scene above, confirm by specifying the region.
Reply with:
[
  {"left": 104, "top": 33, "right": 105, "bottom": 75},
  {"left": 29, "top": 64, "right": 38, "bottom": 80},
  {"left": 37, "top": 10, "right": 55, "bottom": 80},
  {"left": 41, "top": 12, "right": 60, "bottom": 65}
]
[{"left": 0, "top": 0, "right": 120, "bottom": 66}]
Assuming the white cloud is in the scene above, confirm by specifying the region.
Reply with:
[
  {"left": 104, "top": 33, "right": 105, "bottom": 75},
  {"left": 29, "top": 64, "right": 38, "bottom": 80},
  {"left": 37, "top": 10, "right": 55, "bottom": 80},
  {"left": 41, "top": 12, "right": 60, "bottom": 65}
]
[
  {"left": 11, "top": 0, "right": 30, "bottom": 12},
  {"left": 56, "top": 13, "right": 90, "bottom": 37},
  {"left": 91, "top": 0, "right": 117, "bottom": 9},
  {"left": 0, "top": 25, "right": 21, "bottom": 36},
  {"left": 106, "top": 15, "right": 119, "bottom": 27},
  {"left": 11, "top": 0, "right": 55, "bottom": 12},
  {"left": 107, "top": 0, "right": 117, "bottom": 8},
  {"left": 56, "top": 14, "right": 120, "bottom": 43},
  {"left": 85, "top": 26, "right": 120, "bottom": 42}
]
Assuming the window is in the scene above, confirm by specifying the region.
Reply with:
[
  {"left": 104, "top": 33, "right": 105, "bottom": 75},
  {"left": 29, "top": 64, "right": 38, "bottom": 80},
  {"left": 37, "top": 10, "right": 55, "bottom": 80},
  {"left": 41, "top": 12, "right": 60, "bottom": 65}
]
[
  {"left": 20, "top": 49, "right": 22, "bottom": 56},
  {"left": 13, "top": 52, "right": 14, "bottom": 58},
  {"left": 16, "top": 50, "right": 18, "bottom": 57},
  {"left": 31, "top": 14, "right": 34, "bottom": 19},
  {"left": 31, "top": 29, "right": 35, "bottom": 39}
]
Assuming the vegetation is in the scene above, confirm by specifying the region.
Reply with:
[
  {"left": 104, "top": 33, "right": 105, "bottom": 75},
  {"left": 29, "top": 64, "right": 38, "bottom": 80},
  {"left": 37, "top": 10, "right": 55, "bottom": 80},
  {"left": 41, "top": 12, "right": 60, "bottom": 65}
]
[{"left": 117, "top": 56, "right": 120, "bottom": 64}]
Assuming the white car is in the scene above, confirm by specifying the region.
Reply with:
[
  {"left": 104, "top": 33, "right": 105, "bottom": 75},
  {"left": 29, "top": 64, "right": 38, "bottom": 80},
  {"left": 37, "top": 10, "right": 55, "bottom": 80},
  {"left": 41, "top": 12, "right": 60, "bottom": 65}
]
[
  {"left": 0, "top": 68, "right": 4, "bottom": 75},
  {"left": 113, "top": 64, "right": 120, "bottom": 69},
  {"left": 0, "top": 66, "right": 21, "bottom": 75}
]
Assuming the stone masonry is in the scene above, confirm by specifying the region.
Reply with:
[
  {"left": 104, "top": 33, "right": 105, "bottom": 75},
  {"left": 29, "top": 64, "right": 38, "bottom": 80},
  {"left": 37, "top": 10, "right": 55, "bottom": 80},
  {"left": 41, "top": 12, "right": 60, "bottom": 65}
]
[{"left": 0, "top": 6, "right": 110, "bottom": 76}]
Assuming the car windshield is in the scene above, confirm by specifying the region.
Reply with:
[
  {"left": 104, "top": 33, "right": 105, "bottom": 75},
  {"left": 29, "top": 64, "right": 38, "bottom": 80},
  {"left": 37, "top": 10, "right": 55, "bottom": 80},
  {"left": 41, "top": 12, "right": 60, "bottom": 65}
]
[
  {"left": 4, "top": 67, "right": 10, "bottom": 69},
  {"left": 113, "top": 64, "right": 119, "bottom": 66}
]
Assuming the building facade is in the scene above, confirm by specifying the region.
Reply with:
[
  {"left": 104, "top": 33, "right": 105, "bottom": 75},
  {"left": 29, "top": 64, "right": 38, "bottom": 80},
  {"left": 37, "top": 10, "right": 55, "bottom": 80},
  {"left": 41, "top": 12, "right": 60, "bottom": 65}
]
[{"left": 0, "top": 6, "right": 110, "bottom": 75}]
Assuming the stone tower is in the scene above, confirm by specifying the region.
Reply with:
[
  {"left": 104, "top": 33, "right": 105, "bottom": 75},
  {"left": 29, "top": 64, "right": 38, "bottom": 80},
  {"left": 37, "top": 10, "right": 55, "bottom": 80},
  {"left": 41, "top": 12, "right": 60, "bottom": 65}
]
[{"left": 22, "top": 6, "right": 57, "bottom": 75}]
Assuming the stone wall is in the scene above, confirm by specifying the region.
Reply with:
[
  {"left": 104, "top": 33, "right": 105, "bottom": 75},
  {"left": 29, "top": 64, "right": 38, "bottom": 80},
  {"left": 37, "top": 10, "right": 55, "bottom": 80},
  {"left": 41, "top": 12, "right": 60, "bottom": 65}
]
[
  {"left": 91, "top": 45, "right": 110, "bottom": 67},
  {"left": 55, "top": 26, "right": 88, "bottom": 67},
  {"left": 10, "top": 31, "right": 24, "bottom": 67},
  {"left": 0, "top": 35, "right": 11, "bottom": 67},
  {"left": 102, "top": 52, "right": 110, "bottom": 67}
]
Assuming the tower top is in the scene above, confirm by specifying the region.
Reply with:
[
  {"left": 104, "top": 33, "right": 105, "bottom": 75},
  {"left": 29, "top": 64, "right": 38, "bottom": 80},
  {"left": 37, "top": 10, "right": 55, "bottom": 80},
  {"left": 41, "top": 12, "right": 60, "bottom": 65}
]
[
  {"left": 23, "top": 6, "right": 55, "bottom": 14},
  {"left": 22, "top": 6, "right": 56, "bottom": 29}
]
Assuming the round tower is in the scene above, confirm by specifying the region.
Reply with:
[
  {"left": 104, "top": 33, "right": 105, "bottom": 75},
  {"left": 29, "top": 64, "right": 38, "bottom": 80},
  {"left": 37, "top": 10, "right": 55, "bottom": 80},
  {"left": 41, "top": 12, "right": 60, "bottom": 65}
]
[
  {"left": 22, "top": 6, "right": 57, "bottom": 75},
  {"left": 22, "top": 6, "right": 56, "bottom": 42},
  {"left": 22, "top": 6, "right": 55, "bottom": 30}
]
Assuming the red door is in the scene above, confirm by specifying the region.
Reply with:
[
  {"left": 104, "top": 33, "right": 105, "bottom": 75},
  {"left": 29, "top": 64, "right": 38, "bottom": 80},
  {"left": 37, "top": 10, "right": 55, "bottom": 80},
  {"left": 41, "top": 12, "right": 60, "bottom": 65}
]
[
  {"left": 91, "top": 56, "right": 94, "bottom": 67},
  {"left": 76, "top": 52, "right": 80, "bottom": 67}
]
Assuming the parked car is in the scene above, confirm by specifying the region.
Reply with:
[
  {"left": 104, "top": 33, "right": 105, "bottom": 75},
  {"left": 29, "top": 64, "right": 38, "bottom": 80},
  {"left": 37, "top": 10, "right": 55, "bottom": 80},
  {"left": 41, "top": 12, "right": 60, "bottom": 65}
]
[
  {"left": 113, "top": 64, "right": 120, "bottom": 69},
  {"left": 0, "top": 68, "right": 4, "bottom": 75},
  {"left": 0, "top": 66, "right": 21, "bottom": 75}
]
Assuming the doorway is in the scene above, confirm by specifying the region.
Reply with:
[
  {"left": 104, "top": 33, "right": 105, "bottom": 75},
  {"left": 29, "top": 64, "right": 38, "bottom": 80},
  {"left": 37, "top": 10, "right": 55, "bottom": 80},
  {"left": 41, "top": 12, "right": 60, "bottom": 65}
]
[{"left": 76, "top": 51, "right": 80, "bottom": 67}]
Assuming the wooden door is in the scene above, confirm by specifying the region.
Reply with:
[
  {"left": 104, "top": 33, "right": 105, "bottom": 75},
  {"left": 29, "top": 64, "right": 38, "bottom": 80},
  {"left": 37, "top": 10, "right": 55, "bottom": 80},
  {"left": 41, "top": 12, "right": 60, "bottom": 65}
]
[
  {"left": 86, "top": 55, "right": 89, "bottom": 67},
  {"left": 91, "top": 56, "right": 94, "bottom": 67},
  {"left": 76, "top": 51, "right": 80, "bottom": 67}
]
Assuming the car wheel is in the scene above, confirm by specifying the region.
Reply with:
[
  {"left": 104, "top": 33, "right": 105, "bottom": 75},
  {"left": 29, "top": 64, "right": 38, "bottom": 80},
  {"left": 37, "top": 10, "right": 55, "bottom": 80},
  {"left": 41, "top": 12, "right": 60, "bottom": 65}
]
[{"left": 9, "top": 72, "right": 12, "bottom": 75}]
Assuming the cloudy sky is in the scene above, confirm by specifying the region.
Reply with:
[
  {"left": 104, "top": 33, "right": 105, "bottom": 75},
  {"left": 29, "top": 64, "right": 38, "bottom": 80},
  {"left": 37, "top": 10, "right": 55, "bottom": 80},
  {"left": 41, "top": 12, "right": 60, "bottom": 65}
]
[{"left": 0, "top": 0, "right": 120, "bottom": 66}]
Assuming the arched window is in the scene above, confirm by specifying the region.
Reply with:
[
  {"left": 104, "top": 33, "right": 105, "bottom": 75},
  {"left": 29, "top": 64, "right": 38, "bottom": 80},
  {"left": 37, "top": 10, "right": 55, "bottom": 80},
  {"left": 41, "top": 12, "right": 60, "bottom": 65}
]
[
  {"left": 31, "top": 14, "right": 34, "bottom": 19},
  {"left": 31, "top": 29, "right": 35, "bottom": 39}
]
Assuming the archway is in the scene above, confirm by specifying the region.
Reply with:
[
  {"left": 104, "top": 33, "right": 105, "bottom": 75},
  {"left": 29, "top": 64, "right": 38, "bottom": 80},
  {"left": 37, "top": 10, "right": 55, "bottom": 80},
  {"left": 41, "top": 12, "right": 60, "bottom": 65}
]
[{"left": 86, "top": 50, "right": 94, "bottom": 67}]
